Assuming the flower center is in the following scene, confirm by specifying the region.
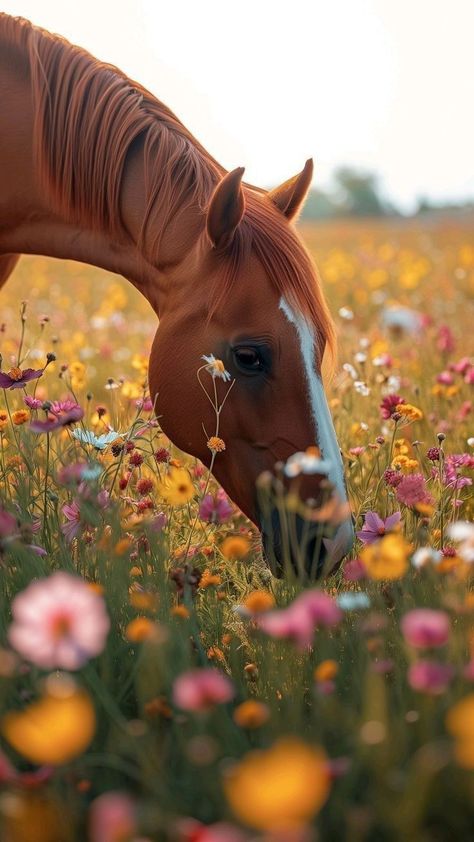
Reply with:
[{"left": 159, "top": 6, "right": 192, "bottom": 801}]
[
  {"left": 7, "top": 367, "right": 23, "bottom": 381},
  {"left": 377, "top": 526, "right": 386, "bottom": 535},
  {"left": 51, "top": 614, "right": 72, "bottom": 639}
]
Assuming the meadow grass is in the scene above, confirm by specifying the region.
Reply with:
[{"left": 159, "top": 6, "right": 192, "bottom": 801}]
[{"left": 0, "top": 215, "right": 473, "bottom": 841}]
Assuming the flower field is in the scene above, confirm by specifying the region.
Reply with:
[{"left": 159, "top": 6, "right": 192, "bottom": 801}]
[{"left": 0, "top": 214, "right": 473, "bottom": 841}]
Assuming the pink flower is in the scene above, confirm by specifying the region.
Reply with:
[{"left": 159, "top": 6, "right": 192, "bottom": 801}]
[
  {"left": 173, "top": 668, "right": 234, "bottom": 712},
  {"left": 401, "top": 609, "right": 450, "bottom": 648},
  {"left": 343, "top": 558, "right": 367, "bottom": 582},
  {"left": 177, "top": 820, "right": 248, "bottom": 842},
  {"left": 0, "top": 509, "right": 17, "bottom": 538},
  {"left": 408, "top": 660, "right": 454, "bottom": 695},
  {"left": 356, "top": 511, "right": 401, "bottom": 544},
  {"left": 89, "top": 792, "right": 136, "bottom": 842},
  {"left": 61, "top": 500, "right": 83, "bottom": 542},
  {"left": 396, "top": 474, "right": 433, "bottom": 507},
  {"left": 380, "top": 394, "right": 405, "bottom": 420},
  {"left": 258, "top": 589, "right": 342, "bottom": 648},
  {"left": 8, "top": 571, "right": 110, "bottom": 670},
  {"left": 49, "top": 398, "right": 81, "bottom": 414},
  {"left": 30, "top": 405, "right": 84, "bottom": 433},
  {"left": 436, "top": 370, "right": 454, "bottom": 385},
  {"left": 24, "top": 395, "right": 43, "bottom": 410},
  {"left": 199, "top": 489, "right": 233, "bottom": 524},
  {"left": 437, "top": 325, "right": 455, "bottom": 354}
]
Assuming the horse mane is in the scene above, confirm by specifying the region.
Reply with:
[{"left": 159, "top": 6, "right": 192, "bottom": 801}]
[{"left": 0, "top": 13, "right": 335, "bottom": 361}]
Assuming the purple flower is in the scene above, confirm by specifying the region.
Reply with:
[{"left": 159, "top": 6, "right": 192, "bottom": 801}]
[
  {"left": 49, "top": 398, "right": 81, "bottom": 414},
  {"left": 30, "top": 406, "right": 84, "bottom": 433},
  {"left": 61, "top": 501, "right": 83, "bottom": 542},
  {"left": 199, "top": 489, "right": 233, "bottom": 524},
  {"left": 408, "top": 660, "right": 454, "bottom": 695},
  {"left": 356, "top": 511, "right": 401, "bottom": 545},
  {"left": 380, "top": 394, "right": 405, "bottom": 420},
  {"left": 0, "top": 367, "right": 43, "bottom": 390},
  {"left": 24, "top": 396, "right": 43, "bottom": 410}
]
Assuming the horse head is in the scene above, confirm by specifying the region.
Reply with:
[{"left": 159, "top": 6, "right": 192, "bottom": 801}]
[{"left": 149, "top": 161, "right": 354, "bottom": 578}]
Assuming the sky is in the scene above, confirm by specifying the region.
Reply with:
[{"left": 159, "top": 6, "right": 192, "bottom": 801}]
[{"left": 2, "top": 0, "right": 474, "bottom": 211}]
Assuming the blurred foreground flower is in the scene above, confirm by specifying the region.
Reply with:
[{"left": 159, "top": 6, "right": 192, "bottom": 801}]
[
  {"left": 173, "top": 668, "right": 234, "bottom": 712},
  {"left": 258, "top": 590, "right": 342, "bottom": 648},
  {"left": 359, "top": 534, "right": 411, "bottom": 580},
  {"left": 401, "top": 609, "right": 450, "bottom": 648},
  {"left": 224, "top": 738, "right": 330, "bottom": 831},
  {"left": 408, "top": 660, "right": 454, "bottom": 695},
  {"left": 89, "top": 791, "right": 136, "bottom": 842},
  {"left": 2, "top": 676, "right": 96, "bottom": 765},
  {"left": 446, "top": 694, "right": 474, "bottom": 769},
  {"left": 158, "top": 467, "right": 195, "bottom": 505},
  {"left": 8, "top": 571, "right": 110, "bottom": 670}
]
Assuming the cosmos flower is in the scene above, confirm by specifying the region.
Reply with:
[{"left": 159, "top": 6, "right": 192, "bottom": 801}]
[
  {"left": 72, "top": 429, "right": 123, "bottom": 449},
  {"left": 8, "top": 571, "right": 110, "bottom": 670},
  {"left": 198, "top": 489, "right": 233, "bottom": 524},
  {"left": 173, "top": 668, "right": 234, "bottom": 712},
  {"left": 30, "top": 406, "right": 84, "bottom": 433},
  {"left": 356, "top": 511, "right": 401, "bottom": 544},
  {"left": 258, "top": 589, "right": 342, "bottom": 648},
  {"left": 0, "top": 367, "right": 43, "bottom": 389}
]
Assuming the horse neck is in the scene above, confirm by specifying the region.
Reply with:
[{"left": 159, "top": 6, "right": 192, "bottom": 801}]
[{"left": 0, "top": 19, "right": 213, "bottom": 315}]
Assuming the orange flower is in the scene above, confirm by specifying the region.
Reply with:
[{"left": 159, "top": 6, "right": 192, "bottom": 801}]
[
  {"left": 0, "top": 410, "right": 8, "bottom": 429},
  {"left": 360, "top": 534, "right": 411, "bottom": 580},
  {"left": 446, "top": 695, "right": 474, "bottom": 769},
  {"left": 207, "top": 436, "right": 226, "bottom": 453},
  {"left": 171, "top": 605, "right": 190, "bottom": 619},
  {"left": 221, "top": 536, "right": 250, "bottom": 559},
  {"left": 233, "top": 700, "right": 270, "bottom": 729},
  {"left": 242, "top": 590, "right": 275, "bottom": 614},
  {"left": 314, "top": 660, "right": 339, "bottom": 683},
  {"left": 12, "top": 409, "right": 30, "bottom": 425},
  {"left": 199, "top": 569, "right": 222, "bottom": 589},
  {"left": 125, "top": 617, "right": 165, "bottom": 643}
]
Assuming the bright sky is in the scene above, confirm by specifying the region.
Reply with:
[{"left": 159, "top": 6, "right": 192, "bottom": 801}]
[{"left": 3, "top": 0, "right": 474, "bottom": 210}]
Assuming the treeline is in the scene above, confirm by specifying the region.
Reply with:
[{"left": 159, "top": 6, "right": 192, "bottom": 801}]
[{"left": 299, "top": 167, "right": 474, "bottom": 219}]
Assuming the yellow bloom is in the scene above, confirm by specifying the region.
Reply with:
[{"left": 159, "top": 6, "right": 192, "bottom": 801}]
[
  {"left": 1, "top": 683, "right": 95, "bottom": 765},
  {"left": 242, "top": 590, "right": 275, "bottom": 614},
  {"left": 314, "top": 659, "right": 339, "bottom": 683},
  {"left": 207, "top": 436, "right": 226, "bottom": 453},
  {"left": 125, "top": 617, "right": 164, "bottom": 643},
  {"left": 360, "top": 533, "right": 411, "bottom": 580},
  {"left": 221, "top": 536, "right": 251, "bottom": 559},
  {"left": 12, "top": 409, "right": 30, "bottom": 425},
  {"left": 158, "top": 467, "right": 195, "bottom": 505},
  {"left": 233, "top": 700, "right": 270, "bottom": 729},
  {"left": 224, "top": 738, "right": 330, "bottom": 830},
  {"left": 396, "top": 403, "right": 423, "bottom": 422},
  {"left": 446, "top": 695, "right": 474, "bottom": 769}
]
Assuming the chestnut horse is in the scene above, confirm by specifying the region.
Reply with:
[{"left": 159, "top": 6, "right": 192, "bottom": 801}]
[{"left": 0, "top": 14, "right": 353, "bottom": 576}]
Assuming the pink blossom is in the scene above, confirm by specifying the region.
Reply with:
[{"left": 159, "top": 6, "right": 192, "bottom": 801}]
[
  {"left": 463, "top": 660, "right": 474, "bottom": 681},
  {"left": 453, "top": 356, "right": 472, "bottom": 375},
  {"left": 173, "top": 668, "right": 234, "bottom": 712},
  {"left": 380, "top": 394, "right": 405, "bottom": 420},
  {"left": 89, "top": 792, "right": 136, "bottom": 842},
  {"left": 24, "top": 395, "right": 43, "bottom": 410},
  {"left": 49, "top": 398, "right": 81, "bottom": 414},
  {"left": 437, "top": 325, "right": 455, "bottom": 354},
  {"left": 61, "top": 500, "right": 83, "bottom": 542},
  {"left": 436, "top": 370, "right": 454, "bottom": 385},
  {"left": 8, "top": 571, "right": 110, "bottom": 670},
  {"left": 401, "top": 609, "right": 450, "bottom": 648},
  {"left": 0, "top": 509, "right": 17, "bottom": 538},
  {"left": 199, "top": 489, "right": 233, "bottom": 524},
  {"left": 356, "top": 511, "right": 401, "bottom": 544},
  {"left": 177, "top": 820, "right": 248, "bottom": 842},
  {"left": 465, "top": 367, "right": 474, "bottom": 385},
  {"left": 258, "top": 589, "right": 342, "bottom": 648},
  {"left": 343, "top": 558, "right": 367, "bottom": 581},
  {"left": 408, "top": 660, "right": 454, "bottom": 695},
  {"left": 396, "top": 474, "right": 433, "bottom": 507}
]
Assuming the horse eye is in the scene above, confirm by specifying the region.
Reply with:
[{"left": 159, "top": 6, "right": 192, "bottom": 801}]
[{"left": 233, "top": 347, "right": 264, "bottom": 373}]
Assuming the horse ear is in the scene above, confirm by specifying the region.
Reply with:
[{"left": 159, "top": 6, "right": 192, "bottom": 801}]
[
  {"left": 268, "top": 158, "right": 314, "bottom": 221},
  {"left": 207, "top": 167, "right": 245, "bottom": 249}
]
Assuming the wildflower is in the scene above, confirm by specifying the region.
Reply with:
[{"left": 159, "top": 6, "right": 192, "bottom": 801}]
[
  {"left": 154, "top": 447, "right": 170, "bottom": 463},
  {"left": 396, "top": 473, "right": 433, "bottom": 507},
  {"left": 72, "top": 429, "right": 122, "bottom": 449},
  {"left": 1, "top": 676, "right": 96, "bottom": 765},
  {"left": 0, "top": 367, "right": 43, "bottom": 389},
  {"left": 233, "top": 700, "right": 270, "bottom": 729},
  {"left": 360, "top": 533, "right": 411, "bottom": 580},
  {"left": 220, "top": 535, "right": 250, "bottom": 559},
  {"left": 136, "top": 477, "right": 154, "bottom": 496},
  {"left": 8, "top": 571, "right": 110, "bottom": 670},
  {"left": 380, "top": 394, "right": 405, "bottom": 420},
  {"left": 223, "top": 738, "right": 330, "bottom": 831},
  {"left": 383, "top": 468, "right": 403, "bottom": 488},
  {"left": 89, "top": 792, "right": 137, "bottom": 842},
  {"left": 158, "top": 467, "right": 195, "bottom": 505},
  {"left": 125, "top": 618, "right": 165, "bottom": 643},
  {"left": 258, "top": 590, "right": 342, "bottom": 648},
  {"left": 30, "top": 405, "right": 84, "bottom": 433},
  {"left": 201, "top": 354, "right": 231, "bottom": 381},
  {"left": 396, "top": 403, "right": 423, "bottom": 423},
  {"left": 0, "top": 409, "right": 8, "bottom": 429},
  {"left": 11, "top": 409, "right": 30, "bottom": 425},
  {"left": 199, "top": 490, "right": 233, "bottom": 524},
  {"left": 61, "top": 500, "right": 83, "bottom": 542},
  {"left": 199, "top": 570, "right": 222, "bottom": 589},
  {"left": 314, "top": 660, "right": 339, "bottom": 682},
  {"left": 284, "top": 447, "right": 331, "bottom": 478},
  {"left": 24, "top": 395, "right": 42, "bottom": 410},
  {"left": 447, "top": 521, "right": 474, "bottom": 563},
  {"left": 426, "top": 447, "right": 440, "bottom": 461},
  {"left": 207, "top": 436, "right": 226, "bottom": 453},
  {"left": 408, "top": 660, "right": 454, "bottom": 695},
  {"left": 411, "top": 547, "right": 442, "bottom": 568},
  {"left": 173, "top": 668, "right": 234, "bottom": 712},
  {"left": 446, "top": 695, "right": 474, "bottom": 769},
  {"left": 239, "top": 590, "right": 275, "bottom": 615},
  {"left": 129, "top": 450, "right": 144, "bottom": 467},
  {"left": 356, "top": 510, "right": 401, "bottom": 544},
  {"left": 401, "top": 610, "right": 450, "bottom": 648},
  {"left": 342, "top": 558, "right": 367, "bottom": 581},
  {"left": 337, "top": 592, "right": 371, "bottom": 610}
]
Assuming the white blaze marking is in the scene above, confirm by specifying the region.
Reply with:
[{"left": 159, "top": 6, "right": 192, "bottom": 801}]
[{"left": 279, "top": 297, "right": 354, "bottom": 566}]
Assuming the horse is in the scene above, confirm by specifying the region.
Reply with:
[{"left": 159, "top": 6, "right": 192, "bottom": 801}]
[{"left": 0, "top": 14, "right": 354, "bottom": 577}]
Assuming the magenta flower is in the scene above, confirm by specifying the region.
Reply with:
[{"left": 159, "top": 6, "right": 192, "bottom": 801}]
[
  {"left": 0, "top": 509, "right": 17, "bottom": 538},
  {"left": 343, "top": 557, "right": 367, "bottom": 582},
  {"left": 61, "top": 500, "right": 83, "bottom": 542},
  {"left": 24, "top": 395, "right": 43, "bottom": 410},
  {"left": 173, "top": 668, "right": 234, "bottom": 712},
  {"left": 396, "top": 474, "right": 433, "bottom": 507},
  {"left": 49, "top": 398, "right": 81, "bottom": 414},
  {"left": 8, "top": 571, "right": 110, "bottom": 670},
  {"left": 356, "top": 511, "right": 401, "bottom": 545},
  {"left": 89, "top": 792, "right": 136, "bottom": 842},
  {"left": 199, "top": 489, "right": 233, "bottom": 524},
  {"left": 401, "top": 609, "right": 450, "bottom": 648},
  {"left": 408, "top": 660, "right": 454, "bottom": 695},
  {"left": 30, "top": 405, "right": 84, "bottom": 433},
  {"left": 380, "top": 394, "right": 405, "bottom": 420},
  {"left": 258, "top": 589, "right": 342, "bottom": 648},
  {"left": 0, "top": 367, "right": 43, "bottom": 389}
]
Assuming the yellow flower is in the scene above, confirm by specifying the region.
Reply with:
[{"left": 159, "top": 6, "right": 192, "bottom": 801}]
[
  {"left": 314, "top": 659, "right": 339, "bottom": 683},
  {"left": 221, "top": 536, "right": 251, "bottom": 559},
  {"left": 12, "top": 409, "right": 30, "bottom": 425},
  {"left": 224, "top": 738, "right": 330, "bottom": 830},
  {"left": 158, "top": 467, "right": 195, "bottom": 505},
  {"left": 396, "top": 403, "right": 423, "bottom": 422},
  {"left": 0, "top": 791, "right": 69, "bottom": 842},
  {"left": 0, "top": 410, "right": 8, "bottom": 429},
  {"left": 1, "top": 682, "right": 95, "bottom": 765},
  {"left": 360, "top": 533, "right": 411, "bottom": 580},
  {"left": 446, "top": 695, "right": 474, "bottom": 769},
  {"left": 233, "top": 700, "right": 270, "bottom": 729},
  {"left": 392, "top": 454, "right": 419, "bottom": 473},
  {"left": 171, "top": 605, "right": 190, "bottom": 619},
  {"left": 199, "top": 569, "right": 222, "bottom": 589},
  {"left": 129, "top": 587, "right": 159, "bottom": 612},
  {"left": 242, "top": 590, "right": 275, "bottom": 614},
  {"left": 207, "top": 436, "right": 226, "bottom": 453},
  {"left": 125, "top": 617, "right": 164, "bottom": 643}
]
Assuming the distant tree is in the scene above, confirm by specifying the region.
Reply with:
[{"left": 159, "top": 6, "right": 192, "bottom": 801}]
[
  {"left": 300, "top": 188, "right": 337, "bottom": 220},
  {"left": 332, "top": 167, "right": 387, "bottom": 216}
]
